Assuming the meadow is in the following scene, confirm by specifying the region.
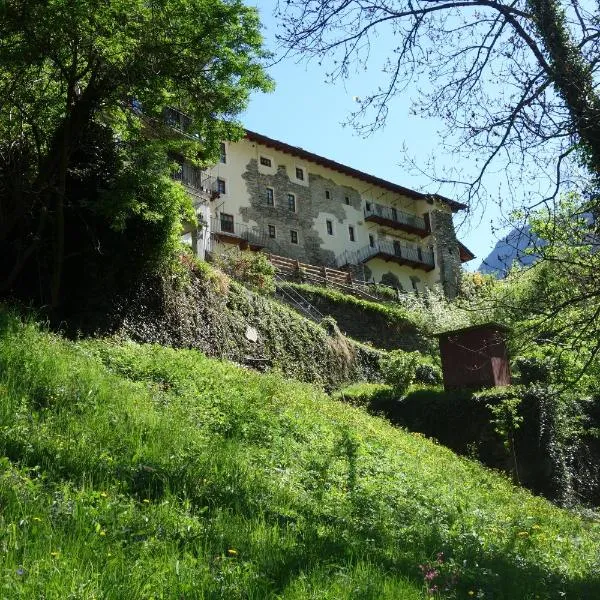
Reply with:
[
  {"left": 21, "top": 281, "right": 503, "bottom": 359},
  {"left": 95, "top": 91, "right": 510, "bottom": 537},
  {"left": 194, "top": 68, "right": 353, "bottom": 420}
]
[{"left": 0, "top": 309, "right": 598, "bottom": 599}]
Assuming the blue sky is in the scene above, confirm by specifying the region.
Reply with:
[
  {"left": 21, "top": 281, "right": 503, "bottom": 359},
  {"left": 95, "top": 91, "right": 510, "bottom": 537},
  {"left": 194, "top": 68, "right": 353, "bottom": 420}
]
[{"left": 241, "top": 1, "right": 509, "bottom": 267}]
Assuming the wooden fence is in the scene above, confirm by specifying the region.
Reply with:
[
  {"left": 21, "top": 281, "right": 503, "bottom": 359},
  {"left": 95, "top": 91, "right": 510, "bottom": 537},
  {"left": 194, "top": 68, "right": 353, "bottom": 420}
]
[{"left": 265, "top": 253, "right": 397, "bottom": 302}]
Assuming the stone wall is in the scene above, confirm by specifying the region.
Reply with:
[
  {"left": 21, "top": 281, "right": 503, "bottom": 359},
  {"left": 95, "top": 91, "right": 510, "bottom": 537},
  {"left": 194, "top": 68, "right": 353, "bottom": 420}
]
[
  {"left": 430, "top": 209, "right": 462, "bottom": 298},
  {"left": 240, "top": 158, "right": 361, "bottom": 266}
]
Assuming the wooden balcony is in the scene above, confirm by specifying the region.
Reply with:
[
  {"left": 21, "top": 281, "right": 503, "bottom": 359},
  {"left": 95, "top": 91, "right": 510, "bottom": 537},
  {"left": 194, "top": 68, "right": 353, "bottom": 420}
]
[
  {"left": 364, "top": 204, "right": 429, "bottom": 237},
  {"left": 337, "top": 239, "right": 435, "bottom": 272},
  {"left": 210, "top": 217, "right": 268, "bottom": 251}
]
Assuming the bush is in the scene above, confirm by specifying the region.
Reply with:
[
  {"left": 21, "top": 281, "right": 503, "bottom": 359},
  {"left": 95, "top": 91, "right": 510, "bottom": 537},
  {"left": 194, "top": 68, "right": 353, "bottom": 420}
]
[
  {"left": 213, "top": 248, "right": 275, "bottom": 295},
  {"left": 381, "top": 350, "right": 421, "bottom": 395},
  {"left": 414, "top": 361, "right": 443, "bottom": 385}
]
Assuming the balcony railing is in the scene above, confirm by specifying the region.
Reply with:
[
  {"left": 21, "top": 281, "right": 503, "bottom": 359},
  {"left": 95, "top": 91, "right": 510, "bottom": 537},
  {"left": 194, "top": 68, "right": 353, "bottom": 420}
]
[
  {"left": 172, "top": 163, "right": 218, "bottom": 198},
  {"left": 163, "top": 106, "right": 192, "bottom": 133},
  {"left": 336, "top": 239, "right": 435, "bottom": 272},
  {"left": 364, "top": 203, "right": 428, "bottom": 235},
  {"left": 211, "top": 217, "right": 268, "bottom": 249}
]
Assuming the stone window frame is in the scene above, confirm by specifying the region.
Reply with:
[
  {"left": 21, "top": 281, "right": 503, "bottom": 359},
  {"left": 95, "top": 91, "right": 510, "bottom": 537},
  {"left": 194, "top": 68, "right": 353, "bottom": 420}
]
[
  {"left": 216, "top": 177, "right": 226, "bottom": 195},
  {"left": 344, "top": 195, "right": 350, "bottom": 205},
  {"left": 259, "top": 155, "right": 272, "bottom": 168},
  {"left": 326, "top": 219, "right": 334, "bottom": 236},
  {"left": 287, "top": 193, "right": 296, "bottom": 212},
  {"left": 290, "top": 229, "right": 299, "bottom": 244},
  {"left": 295, "top": 166, "right": 305, "bottom": 181},
  {"left": 219, "top": 142, "right": 227, "bottom": 164},
  {"left": 265, "top": 187, "right": 275, "bottom": 207},
  {"left": 325, "top": 189, "right": 331, "bottom": 200},
  {"left": 369, "top": 233, "right": 375, "bottom": 248},
  {"left": 348, "top": 225, "right": 356, "bottom": 242},
  {"left": 268, "top": 224, "right": 276, "bottom": 239}
]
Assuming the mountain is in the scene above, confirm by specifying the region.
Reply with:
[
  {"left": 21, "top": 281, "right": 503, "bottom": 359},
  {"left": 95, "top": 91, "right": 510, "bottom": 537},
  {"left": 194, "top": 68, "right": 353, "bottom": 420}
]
[{"left": 479, "top": 225, "right": 540, "bottom": 277}]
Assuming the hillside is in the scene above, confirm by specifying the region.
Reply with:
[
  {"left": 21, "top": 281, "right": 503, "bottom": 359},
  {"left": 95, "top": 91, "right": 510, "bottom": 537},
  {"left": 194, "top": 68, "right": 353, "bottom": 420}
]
[{"left": 1, "top": 310, "right": 598, "bottom": 599}]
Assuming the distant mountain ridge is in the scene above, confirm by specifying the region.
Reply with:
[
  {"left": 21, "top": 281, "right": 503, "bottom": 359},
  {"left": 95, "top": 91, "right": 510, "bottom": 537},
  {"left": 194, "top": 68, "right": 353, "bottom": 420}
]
[{"left": 479, "top": 226, "right": 539, "bottom": 277}]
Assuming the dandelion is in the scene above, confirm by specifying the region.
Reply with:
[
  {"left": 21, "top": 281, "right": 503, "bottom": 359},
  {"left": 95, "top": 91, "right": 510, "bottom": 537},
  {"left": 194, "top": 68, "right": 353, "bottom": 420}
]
[
  {"left": 33, "top": 517, "right": 42, "bottom": 522},
  {"left": 100, "top": 492, "right": 108, "bottom": 498},
  {"left": 50, "top": 551, "right": 59, "bottom": 558},
  {"left": 143, "top": 499, "right": 150, "bottom": 504},
  {"left": 227, "top": 548, "right": 238, "bottom": 556}
]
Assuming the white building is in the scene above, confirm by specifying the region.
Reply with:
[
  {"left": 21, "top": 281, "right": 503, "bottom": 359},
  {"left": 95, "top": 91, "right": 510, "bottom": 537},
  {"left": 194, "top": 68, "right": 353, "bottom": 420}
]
[{"left": 181, "top": 128, "right": 473, "bottom": 296}]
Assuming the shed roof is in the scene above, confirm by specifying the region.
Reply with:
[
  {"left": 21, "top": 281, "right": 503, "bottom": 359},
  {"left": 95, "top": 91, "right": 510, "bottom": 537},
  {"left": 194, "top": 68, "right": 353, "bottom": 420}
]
[{"left": 434, "top": 322, "right": 511, "bottom": 338}]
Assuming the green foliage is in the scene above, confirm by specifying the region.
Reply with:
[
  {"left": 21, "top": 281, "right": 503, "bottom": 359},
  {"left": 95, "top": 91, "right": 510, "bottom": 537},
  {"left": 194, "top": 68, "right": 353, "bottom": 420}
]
[
  {"left": 381, "top": 350, "right": 421, "bottom": 395},
  {"left": 118, "top": 262, "right": 383, "bottom": 390},
  {"left": 212, "top": 248, "right": 276, "bottom": 295},
  {"left": 280, "top": 282, "right": 433, "bottom": 353},
  {"left": 0, "top": 0, "right": 272, "bottom": 306},
  {"left": 1, "top": 309, "right": 599, "bottom": 598}
]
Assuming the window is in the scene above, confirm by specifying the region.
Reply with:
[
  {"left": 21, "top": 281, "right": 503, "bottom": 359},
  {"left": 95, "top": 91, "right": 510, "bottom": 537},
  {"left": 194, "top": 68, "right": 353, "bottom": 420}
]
[
  {"left": 295, "top": 167, "right": 304, "bottom": 181},
  {"left": 220, "top": 213, "right": 234, "bottom": 234},
  {"left": 216, "top": 178, "right": 226, "bottom": 194},
  {"left": 287, "top": 193, "right": 296, "bottom": 212},
  {"left": 366, "top": 201, "right": 372, "bottom": 211},
  {"left": 325, "top": 190, "right": 331, "bottom": 200},
  {"left": 369, "top": 234, "right": 375, "bottom": 248},
  {"left": 219, "top": 142, "right": 226, "bottom": 164},
  {"left": 260, "top": 156, "right": 272, "bottom": 167},
  {"left": 266, "top": 187, "right": 274, "bottom": 206},
  {"left": 391, "top": 207, "right": 398, "bottom": 222},
  {"left": 268, "top": 225, "right": 276, "bottom": 239},
  {"left": 326, "top": 219, "right": 334, "bottom": 235},
  {"left": 348, "top": 226, "right": 355, "bottom": 242},
  {"left": 290, "top": 230, "right": 298, "bottom": 244},
  {"left": 345, "top": 196, "right": 350, "bottom": 205}
]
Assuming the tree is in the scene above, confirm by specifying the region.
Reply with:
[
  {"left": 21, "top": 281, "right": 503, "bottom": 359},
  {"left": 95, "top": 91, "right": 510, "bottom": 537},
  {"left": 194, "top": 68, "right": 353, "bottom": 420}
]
[
  {"left": 275, "top": 0, "right": 600, "bottom": 210},
  {"left": 0, "top": 0, "right": 272, "bottom": 307}
]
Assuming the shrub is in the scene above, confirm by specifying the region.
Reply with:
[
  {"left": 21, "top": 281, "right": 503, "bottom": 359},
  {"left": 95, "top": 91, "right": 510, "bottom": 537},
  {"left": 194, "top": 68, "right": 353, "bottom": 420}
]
[
  {"left": 213, "top": 248, "right": 275, "bottom": 295},
  {"left": 382, "top": 350, "right": 421, "bottom": 395}
]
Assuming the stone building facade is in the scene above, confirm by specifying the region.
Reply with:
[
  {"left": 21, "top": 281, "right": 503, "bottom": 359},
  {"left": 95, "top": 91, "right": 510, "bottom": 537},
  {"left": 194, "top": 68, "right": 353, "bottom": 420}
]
[{"left": 183, "top": 129, "right": 473, "bottom": 296}]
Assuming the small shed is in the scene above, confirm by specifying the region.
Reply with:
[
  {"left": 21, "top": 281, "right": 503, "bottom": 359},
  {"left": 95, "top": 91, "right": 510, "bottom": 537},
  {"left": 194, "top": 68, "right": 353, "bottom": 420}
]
[{"left": 436, "top": 323, "right": 511, "bottom": 391}]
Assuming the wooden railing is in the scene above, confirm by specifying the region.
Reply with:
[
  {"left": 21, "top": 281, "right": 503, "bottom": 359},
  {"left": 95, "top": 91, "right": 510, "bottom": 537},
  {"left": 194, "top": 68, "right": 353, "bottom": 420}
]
[{"left": 266, "top": 253, "right": 397, "bottom": 302}]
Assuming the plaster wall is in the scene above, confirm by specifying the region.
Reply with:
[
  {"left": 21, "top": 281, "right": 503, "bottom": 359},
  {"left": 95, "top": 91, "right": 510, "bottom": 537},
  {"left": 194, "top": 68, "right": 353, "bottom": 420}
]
[{"left": 202, "top": 136, "right": 458, "bottom": 290}]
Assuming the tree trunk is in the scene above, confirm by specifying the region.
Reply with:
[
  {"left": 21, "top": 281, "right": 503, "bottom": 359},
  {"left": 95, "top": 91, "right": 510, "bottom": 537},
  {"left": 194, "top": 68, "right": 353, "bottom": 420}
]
[{"left": 528, "top": 0, "right": 600, "bottom": 176}]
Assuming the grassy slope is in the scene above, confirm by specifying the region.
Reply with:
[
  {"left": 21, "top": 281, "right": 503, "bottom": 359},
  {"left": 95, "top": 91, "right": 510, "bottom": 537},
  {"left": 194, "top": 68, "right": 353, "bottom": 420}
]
[{"left": 0, "top": 311, "right": 598, "bottom": 599}]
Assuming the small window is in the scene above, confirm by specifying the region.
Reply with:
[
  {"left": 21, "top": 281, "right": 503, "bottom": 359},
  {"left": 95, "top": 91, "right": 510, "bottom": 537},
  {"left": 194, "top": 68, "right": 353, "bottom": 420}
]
[
  {"left": 290, "top": 230, "right": 298, "bottom": 244},
  {"left": 391, "top": 207, "right": 398, "bottom": 222},
  {"left": 349, "top": 226, "right": 355, "bottom": 242},
  {"left": 325, "top": 190, "right": 331, "bottom": 200},
  {"left": 345, "top": 196, "right": 350, "bottom": 205},
  {"left": 216, "top": 178, "right": 226, "bottom": 194},
  {"left": 220, "top": 212, "right": 234, "bottom": 234},
  {"left": 295, "top": 167, "right": 304, "bottom": 181},
  {"left": 266, "top": 187, "right": 274, "bottom": 206},
  {"left": 365, "top": 201, "right": 372, "bottom": 211},
  {"left": 326, "top": 220, "right": 334, "bottom": 235},
  {"left": 268, "top": 224, "right": 276, "bottom": 239},
  {"left": 369, "top": 234, "right": 375, "bottom": 248},
  {"left": 219, "top": 142, "right": 226, "bottom": 164},
  {"left": 287, "top": 193, "right": 296, "bottom": 212},
  {"left": 260, "top": 156, "right": 272, "bottom": 167}
]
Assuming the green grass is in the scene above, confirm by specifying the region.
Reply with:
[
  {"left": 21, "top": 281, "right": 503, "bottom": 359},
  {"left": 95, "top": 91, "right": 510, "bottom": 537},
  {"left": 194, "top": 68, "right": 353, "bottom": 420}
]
[
  {"left": 0, "top": 308, "right": 599, "bottom": 599},
  {"left": 281, "top": 282, "right": 419, "bottom": 326}
]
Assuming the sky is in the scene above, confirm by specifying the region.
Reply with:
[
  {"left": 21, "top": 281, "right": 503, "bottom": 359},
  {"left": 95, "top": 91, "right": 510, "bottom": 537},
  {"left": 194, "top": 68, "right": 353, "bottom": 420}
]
[{"left": 240, "top": 1, "right": 510, "bottom": 268}]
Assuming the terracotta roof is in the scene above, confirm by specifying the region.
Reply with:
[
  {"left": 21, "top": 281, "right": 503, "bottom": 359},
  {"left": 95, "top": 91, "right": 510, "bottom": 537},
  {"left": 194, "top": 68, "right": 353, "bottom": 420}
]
[
  {"left": 458, "top": 241, "right": 476, "bottom": 263},
  {"left": 244, "top": 130, "right": 467, "bottom": 213}
]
